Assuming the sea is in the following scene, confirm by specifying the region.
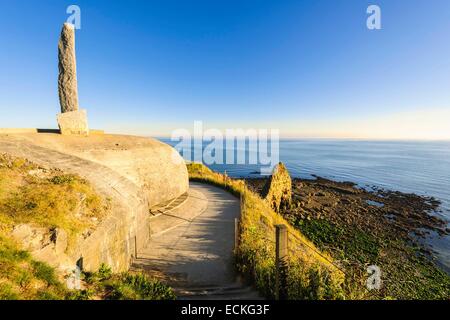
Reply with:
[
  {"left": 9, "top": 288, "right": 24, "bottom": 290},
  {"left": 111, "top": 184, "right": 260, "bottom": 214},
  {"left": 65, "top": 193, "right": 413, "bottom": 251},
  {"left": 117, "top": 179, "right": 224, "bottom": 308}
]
[{"left": 159, "top": 138, "right": 450, "bottom": 272}]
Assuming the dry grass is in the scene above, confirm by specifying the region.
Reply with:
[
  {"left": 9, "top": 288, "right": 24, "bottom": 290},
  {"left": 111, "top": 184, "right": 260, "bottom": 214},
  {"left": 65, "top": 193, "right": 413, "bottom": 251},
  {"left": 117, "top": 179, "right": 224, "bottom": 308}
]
[{"left": 0, "top": 153, "right": 109, "bottom": 249}]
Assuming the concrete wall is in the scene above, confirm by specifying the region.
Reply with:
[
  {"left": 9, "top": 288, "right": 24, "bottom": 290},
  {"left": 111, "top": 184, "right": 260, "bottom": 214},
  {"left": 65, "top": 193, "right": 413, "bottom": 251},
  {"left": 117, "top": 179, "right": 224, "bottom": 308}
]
[
  {"left": 0, "top": 133, "right": 188, "bottom": 273},
  {"left": 74, "top": 170, "right": 151, "bottom": 272},
  {"left": 12, "top": 133, "right": 189, "bottom": 208}
]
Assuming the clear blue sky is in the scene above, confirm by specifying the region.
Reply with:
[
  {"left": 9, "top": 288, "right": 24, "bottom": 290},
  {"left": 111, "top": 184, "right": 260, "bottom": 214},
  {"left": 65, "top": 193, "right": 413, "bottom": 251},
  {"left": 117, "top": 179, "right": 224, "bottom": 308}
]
[{"left": 0, "top": 0, "right": 449, "bottom": 139}]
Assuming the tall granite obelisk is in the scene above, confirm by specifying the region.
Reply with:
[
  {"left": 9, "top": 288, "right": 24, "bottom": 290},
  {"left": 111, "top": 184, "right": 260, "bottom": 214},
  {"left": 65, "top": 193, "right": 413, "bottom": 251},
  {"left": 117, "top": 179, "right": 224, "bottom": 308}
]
[
  {"left": 56, "top": 23, "right": 89, "bottom": 136},
  {"left": 58, "top": 23, "right": 79, "bottom": 113}
]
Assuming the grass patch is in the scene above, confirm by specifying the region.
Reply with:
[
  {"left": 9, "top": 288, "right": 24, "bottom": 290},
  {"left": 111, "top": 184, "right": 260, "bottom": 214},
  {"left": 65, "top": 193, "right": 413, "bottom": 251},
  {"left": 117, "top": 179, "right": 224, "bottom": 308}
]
[
  {"left": 0, "top": 235, "right": 175, "bottom": 300},
  {"left": 0, "top": 154, "right": 109, "bottom": 250},
  {"left": 0, "top": 235, "right": 67, "bottom": 300},
  {"left": 70, "top": 264, "right": 176, "bottom": 300}
]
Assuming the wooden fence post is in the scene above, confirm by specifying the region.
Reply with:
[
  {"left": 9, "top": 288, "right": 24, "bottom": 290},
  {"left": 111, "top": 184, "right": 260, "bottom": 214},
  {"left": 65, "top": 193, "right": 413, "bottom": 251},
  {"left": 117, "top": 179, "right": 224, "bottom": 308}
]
[{"left": 275, "top": 224, "right": 288, "bottom": 300}]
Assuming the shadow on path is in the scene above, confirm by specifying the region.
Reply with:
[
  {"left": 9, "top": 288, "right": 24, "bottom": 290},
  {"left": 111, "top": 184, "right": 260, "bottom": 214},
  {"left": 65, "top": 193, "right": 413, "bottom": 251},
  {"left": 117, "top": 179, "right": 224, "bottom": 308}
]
[{"left": 132, "top": 182, "right": 262, "bottom": 300}]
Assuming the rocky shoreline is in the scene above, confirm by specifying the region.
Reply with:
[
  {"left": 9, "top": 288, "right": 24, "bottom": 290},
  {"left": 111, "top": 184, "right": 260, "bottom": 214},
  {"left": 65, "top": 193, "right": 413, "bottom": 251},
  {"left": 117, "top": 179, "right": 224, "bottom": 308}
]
[{"left": 245, "top": 176, "right": 450, "bottom": 299}]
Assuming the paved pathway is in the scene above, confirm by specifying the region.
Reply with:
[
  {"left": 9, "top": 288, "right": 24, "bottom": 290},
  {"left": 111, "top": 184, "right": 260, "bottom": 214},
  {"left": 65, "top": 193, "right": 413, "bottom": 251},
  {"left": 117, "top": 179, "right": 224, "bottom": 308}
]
[{"left": 132, "top": 182, "right": 261, "bottom": 299}]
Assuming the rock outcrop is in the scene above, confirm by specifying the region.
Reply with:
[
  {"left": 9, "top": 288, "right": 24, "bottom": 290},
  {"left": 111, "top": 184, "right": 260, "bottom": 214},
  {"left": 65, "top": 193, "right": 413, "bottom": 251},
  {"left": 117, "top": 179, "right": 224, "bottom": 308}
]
[
  {"left": 12, "top": 224, "right": 72, "bottom": 271},
  {"left": 263, "top": 162, "right": 292, "bottom": 212}
]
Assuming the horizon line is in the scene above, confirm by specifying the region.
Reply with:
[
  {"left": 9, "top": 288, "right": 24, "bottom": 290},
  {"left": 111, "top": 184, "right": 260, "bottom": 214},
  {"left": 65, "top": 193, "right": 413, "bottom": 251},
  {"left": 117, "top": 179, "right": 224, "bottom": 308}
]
[
  {"left": 1, "top": 127, "right": 449, "bottom": 142},
  {"left": 151, "top": 135, "right": 450, "bottom": 142}
]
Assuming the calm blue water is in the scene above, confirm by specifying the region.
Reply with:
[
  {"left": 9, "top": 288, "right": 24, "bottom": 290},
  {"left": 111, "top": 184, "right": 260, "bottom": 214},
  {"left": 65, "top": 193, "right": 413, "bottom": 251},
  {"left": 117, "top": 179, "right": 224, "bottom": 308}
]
[{"left": 159, "top": 138, "right": 450, "bottom": 270}]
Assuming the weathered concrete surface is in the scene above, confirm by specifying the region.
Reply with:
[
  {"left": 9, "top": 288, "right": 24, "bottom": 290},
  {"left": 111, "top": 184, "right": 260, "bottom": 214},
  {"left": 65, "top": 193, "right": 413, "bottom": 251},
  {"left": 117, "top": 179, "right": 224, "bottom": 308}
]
[
  {"left": 0, "top": 133, "right": 188, "bottom": 208},
  {"left": 0, "top": 133, "right": 188, "bottom": 273},
  {"left": 0, "top": 128, "right": 103, "bottom": 135},
  {"left": 57, "top": 109, "right": 89, "bottom": 136},
  {"left": 58, "top": 23, "right": 79, "bottom": 113},
  {"left": 133, "top": 183, "right": 261, "bottom": 299}
]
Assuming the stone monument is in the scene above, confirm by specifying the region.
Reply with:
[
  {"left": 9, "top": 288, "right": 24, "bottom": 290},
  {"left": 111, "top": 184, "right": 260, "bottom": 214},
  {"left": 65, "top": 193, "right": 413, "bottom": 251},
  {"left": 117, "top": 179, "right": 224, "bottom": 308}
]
[{"left": 56, "top": 23, "right": 89, "bottom": 136}]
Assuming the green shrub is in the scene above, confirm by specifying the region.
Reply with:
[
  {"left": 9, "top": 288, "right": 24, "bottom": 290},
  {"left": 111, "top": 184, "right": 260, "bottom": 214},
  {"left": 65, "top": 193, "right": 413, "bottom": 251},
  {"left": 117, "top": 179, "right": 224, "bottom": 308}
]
[
  {"left": 66, "top": 289, "right": 95, "bottom": 300},
  {"left": 77, "top": 264, "right": 175, "bottom": 300},
  {"left": 97, "top": 263, "right": 112, "bottom": 281},
  {"left": 105, "top": 272, "right": 176, "bottom": 300}
]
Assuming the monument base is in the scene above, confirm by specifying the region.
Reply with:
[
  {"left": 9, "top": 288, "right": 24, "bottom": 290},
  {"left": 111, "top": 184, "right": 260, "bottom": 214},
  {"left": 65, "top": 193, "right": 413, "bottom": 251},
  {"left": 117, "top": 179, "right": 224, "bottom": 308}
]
[{"left": 57, "top": 109, "right": 89, "bottom": 136}]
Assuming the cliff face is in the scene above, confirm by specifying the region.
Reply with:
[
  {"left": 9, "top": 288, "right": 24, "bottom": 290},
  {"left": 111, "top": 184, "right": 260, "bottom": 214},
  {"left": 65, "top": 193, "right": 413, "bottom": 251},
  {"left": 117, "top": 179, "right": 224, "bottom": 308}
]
[
  {"left": 0, "top": 132, "right": 189, "bottom": 273},
  {"left": 263, "top": 162, "right": 292, "bottom": 213}
]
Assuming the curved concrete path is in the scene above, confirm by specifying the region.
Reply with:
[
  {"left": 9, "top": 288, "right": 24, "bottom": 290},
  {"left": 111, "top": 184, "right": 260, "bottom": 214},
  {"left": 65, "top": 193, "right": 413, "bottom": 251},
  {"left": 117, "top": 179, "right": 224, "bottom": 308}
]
[{"left": 132, "top": 182, "right": 261, "bottom": 299}]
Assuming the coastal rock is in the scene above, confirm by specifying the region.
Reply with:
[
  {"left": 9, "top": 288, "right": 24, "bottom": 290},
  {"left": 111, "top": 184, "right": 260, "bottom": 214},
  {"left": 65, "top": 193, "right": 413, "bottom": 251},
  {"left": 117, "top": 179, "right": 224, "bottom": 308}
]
[
  {"left": 58, "top": 23, "right": 79, "bottom": 113},
  {"left": 263, "top": 162, "right": 292, "bottom": 212}
]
